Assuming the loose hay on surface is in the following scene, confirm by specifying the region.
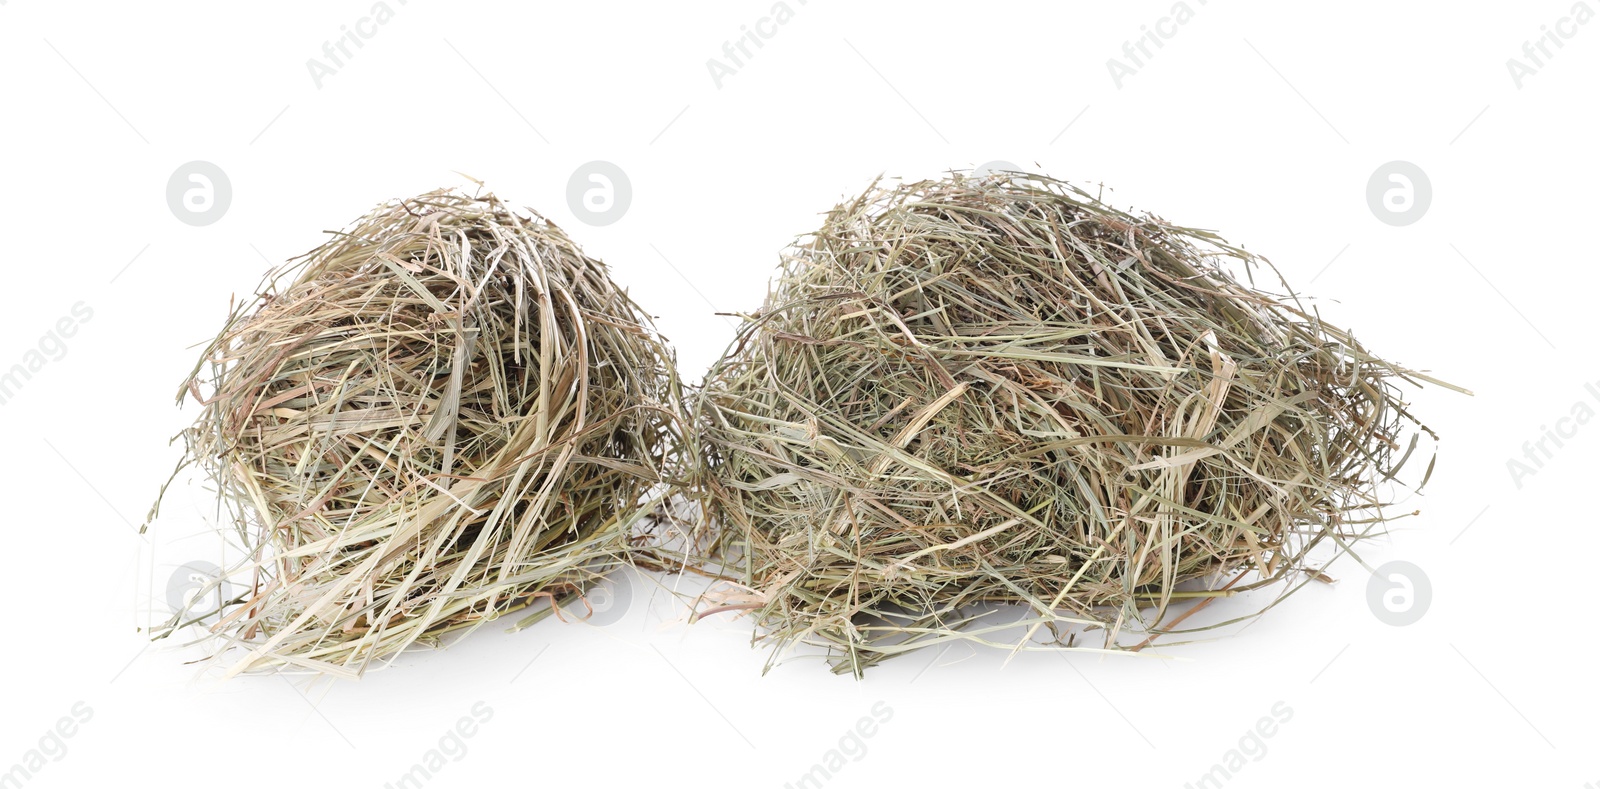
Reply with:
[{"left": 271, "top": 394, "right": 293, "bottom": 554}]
[
  {"left": 683, "top": 172, "right": 1463, "bottom": 676},
  {"left": 149, "top": 187, "right": 679, "bottom": 677}
]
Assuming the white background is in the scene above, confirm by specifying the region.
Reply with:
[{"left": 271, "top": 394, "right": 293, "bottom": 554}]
[{"left": 2, "top": 1, "right": 1596, "bottom": 787}]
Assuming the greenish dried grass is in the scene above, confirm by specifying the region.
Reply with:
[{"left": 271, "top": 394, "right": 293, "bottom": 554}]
[
  {"left": 680, "top": 172, "right": 1462, "bottom": 676},
  {"left": 149, "top": 187, "right": 680, "bottom": 677}
]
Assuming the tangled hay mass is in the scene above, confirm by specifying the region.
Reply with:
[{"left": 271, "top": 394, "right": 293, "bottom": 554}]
[
  {"left": 155, "top": 188, "right": 677, "bottom": 677},
  {"left": 688, "top": 173, "right": 1456, "bottom": 675}
]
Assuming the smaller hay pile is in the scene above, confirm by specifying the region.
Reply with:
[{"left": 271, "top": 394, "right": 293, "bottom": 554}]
[
  {"left": 687, "top": 173, "right": 1458, "bottom": 675},
  {"left": 152, "top": 187, "right": 678, "bottom": 677}
]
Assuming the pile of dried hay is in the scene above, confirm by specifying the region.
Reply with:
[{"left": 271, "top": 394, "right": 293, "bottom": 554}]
[
  {"left": 683, "top": 173, "right": 1458, "bottom": 675},
  {"left": 152, "top": 187, "right": 679, "bottom": 677}
]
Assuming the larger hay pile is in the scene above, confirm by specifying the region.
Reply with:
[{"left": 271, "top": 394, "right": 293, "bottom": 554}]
[
  {"left": 155, "top": 188, "right": 678, "bottom": 677},
  {"left": 688, "top": 173, "right": 1452, "bottom": 675}
]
